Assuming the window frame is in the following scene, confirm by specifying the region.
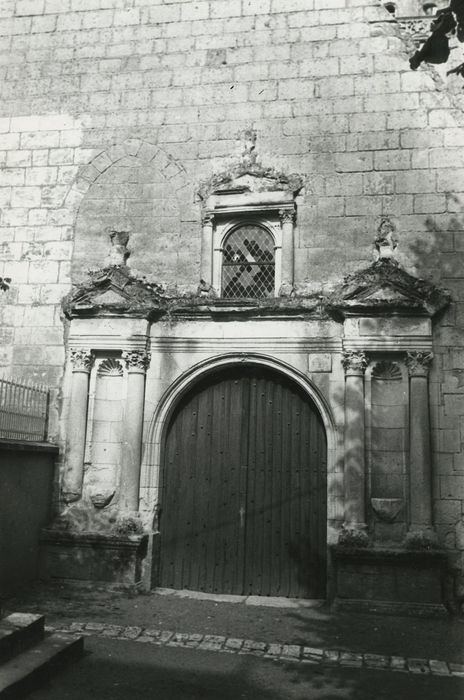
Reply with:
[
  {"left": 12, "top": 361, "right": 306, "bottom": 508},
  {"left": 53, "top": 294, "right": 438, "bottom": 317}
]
[{"left": 213, "top": 216, "right": 282, "bottom": 299}]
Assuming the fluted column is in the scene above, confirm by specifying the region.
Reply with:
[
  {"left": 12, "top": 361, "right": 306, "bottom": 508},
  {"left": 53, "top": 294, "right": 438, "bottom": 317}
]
[
  {"left": 279, "top": 207, "right": 295, "bottom": 295},
  {"left": 120, "top": 349, "right": 151, "bottom": 512},
  {"left": 62, "top": 348, "right": 94, "bottom": 503},
  {"left": 342, "top": 351, "right": 368, "bottom": 531},
  {"left": 406, "top": 351, "right": 434, "bottom": 534},
  {"left": 200, "top": 212, "right": 214, "bottom": 287}
]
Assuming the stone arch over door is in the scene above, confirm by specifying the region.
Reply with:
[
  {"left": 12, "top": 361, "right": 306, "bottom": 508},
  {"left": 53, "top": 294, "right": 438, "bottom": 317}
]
[{"left": 142, "top": 353, "right": 338, "bottom": 598}]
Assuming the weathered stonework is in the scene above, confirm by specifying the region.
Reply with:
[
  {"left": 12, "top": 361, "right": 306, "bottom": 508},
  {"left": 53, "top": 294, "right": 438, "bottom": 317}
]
[{"left": 0, "top": 0, "right": 462, "bottom": 609}]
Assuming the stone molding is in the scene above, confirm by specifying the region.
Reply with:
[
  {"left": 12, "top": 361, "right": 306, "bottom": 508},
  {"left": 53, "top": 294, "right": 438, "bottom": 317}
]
[
  {"left": 70, "top": 348, "right": 94, "bottom": 373},
  {"left": 406, "top": 351, "right": 433, "bottom": 377},
  {"left": 342, "top": 351, "right": 368, "bottom": 375},
  {"left": 122, "top": 349, "right": 151, "bottom": 372}
]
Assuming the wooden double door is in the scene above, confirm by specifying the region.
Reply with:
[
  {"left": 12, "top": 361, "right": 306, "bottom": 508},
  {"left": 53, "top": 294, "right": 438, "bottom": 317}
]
[{"left": 159, "top": 366, "right": 327, "bottom": 598}]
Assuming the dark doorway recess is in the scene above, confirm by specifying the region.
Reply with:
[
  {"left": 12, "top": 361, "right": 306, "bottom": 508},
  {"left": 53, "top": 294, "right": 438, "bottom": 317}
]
[{"left": 158, "top": 366, "right": 327, "bottom": 598}]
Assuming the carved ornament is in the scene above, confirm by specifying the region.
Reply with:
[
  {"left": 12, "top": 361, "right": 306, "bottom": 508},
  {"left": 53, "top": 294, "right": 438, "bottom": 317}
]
[
  {"left": 122, "top": 349, "right": 151, "bottom": 372},
  {"left": 279, "top": 208, "right": 296, "bottom": 225},
  {"left": 371, "top": 361, "right": 402, "bottom": 381},
  {"left": 97, "top": 358, "right": 124, "bottom": 377},
  {"left": 65, "top": 265, "right": 167, "bottom": 319},
  {"left": 342, "top": 351, "right": 368, "bottom": 374},
  {"left": 70, "top": 348, "right": 94, "bottom": 372},
  {"left": 406, "top": 351, "right": 434, "bottom": 377},
  {"left": 328, "top": 259, "right": 450, "bottom": 318},
  {"left": 197, "top": 161, "right": 304, "bottom": 202}
]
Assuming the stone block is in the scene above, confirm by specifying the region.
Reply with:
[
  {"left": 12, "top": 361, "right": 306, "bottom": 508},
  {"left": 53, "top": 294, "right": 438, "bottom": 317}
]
[
  {"left": 39, "top": 531, "right": 148, "bottom": 587},
  {"left": 308, "top": 353, "right": 332, "bottom": 373}
]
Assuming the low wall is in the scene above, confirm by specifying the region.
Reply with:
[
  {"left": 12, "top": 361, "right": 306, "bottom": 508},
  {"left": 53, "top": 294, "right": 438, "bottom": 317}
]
[{"left": 0, "top": 440, "right": 57, "bottom": 597}]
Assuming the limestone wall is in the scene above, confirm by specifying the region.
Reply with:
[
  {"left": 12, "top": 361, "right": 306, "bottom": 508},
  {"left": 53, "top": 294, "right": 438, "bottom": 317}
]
[{"left": 0, "top": 0, "right": 464, "bottom": 597}]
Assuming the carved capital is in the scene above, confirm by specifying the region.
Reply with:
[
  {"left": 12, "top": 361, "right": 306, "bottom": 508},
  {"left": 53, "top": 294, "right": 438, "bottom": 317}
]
[
  {"left": 122, "top": 349, "right": 151, "bottom": 372},
  {"left": 342, "top": 351, "right": 368, "bottom": 375},
  {"left": 279, "top": 208, "right": 295, "bottom": 225},
  {"left": 70, "top": 348, "right": 94, "bottom": 373},
  {"left": 202, "top": 211, "right": 214, "bottom": 226},
  {"left": 406, "top": 351, "right": 433, "bottom": 377}
]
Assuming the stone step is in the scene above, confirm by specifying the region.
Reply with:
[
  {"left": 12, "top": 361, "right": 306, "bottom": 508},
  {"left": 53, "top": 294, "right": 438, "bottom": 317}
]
[
  {"left": 0, "top": 633, "right": 84, "bottom": 699},
  {"left": 0, "top": 614, "right": 45, "bottom": 664}
]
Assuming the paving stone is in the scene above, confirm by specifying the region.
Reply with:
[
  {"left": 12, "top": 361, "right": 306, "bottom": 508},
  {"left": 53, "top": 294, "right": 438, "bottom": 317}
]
[
  {"left": 135, "top": 635, "right": 156, "bottom": 643},
  {"left": 339, "top": 652, "right": 363, "bottom": 667},
  {"left": 100, "top": 625, "right": 123, "bottom": 638},
  {"left": 302, "top": 646, "right": 323, "bottom": 664},
  {"left": 364, "top": 653, "right": 389, "bottom": 669},
  {"left": 120, "top": 626, "right": 142, "bottom": 640},
  {"left": 142, "top": 628, "right": 162, "bottom": 637},
  {"left": 280, "top": 645, "right": 301, "bottom": 660},
  {"left": 158, "top": 631, "right": 174, "bottom": 644},
  {"left": 429, "top": 659, "right": 450, "bottom": 676},
  {"left": 323, "top": 649, "right": 340, "bottom": 664},
  {"left": 167, "top": 633, "right": 191, "bottom": 646},
  {"left": 265, "top": 643, "right": 283, "bottom": 657},
  {"left": 84, "top": 622, "right": 106, "bottom": 632},
  {"left": 240, "top": 640, "right": 267, "bottom": 655},
  {"left": 407, "top": 658, "right": 430, "bottom": 674},
  {"left": 449, "top": 662, "right": 464, "bottom": 677},
  {"left": 224, "top": 638, "right": 244, "bottom": 651},
  {"left": 184, "top": 634, "right": 204, "bottom": 648},
  {"left": 198, "top": 635, "right": 226, "bottom": 652},
  {"left": 390, "top": 656, "right": 407, "bottom": 672}
]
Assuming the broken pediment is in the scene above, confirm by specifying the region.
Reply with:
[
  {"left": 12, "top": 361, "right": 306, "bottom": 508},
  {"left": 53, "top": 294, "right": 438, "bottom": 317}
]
[
  {"left": 64, "top": 265, "right": 166, "bottom": 317},
  {"left": 198, "top": 161, "right": 304, "bottom": 205},
  {"left": 328, "top": 259, "right": 450, "bottom": 318}
]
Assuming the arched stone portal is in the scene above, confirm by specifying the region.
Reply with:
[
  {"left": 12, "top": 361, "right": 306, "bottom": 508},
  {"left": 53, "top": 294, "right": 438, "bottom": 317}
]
[{"left": 154, "top": 361, "right": 329, "bottom": 598}]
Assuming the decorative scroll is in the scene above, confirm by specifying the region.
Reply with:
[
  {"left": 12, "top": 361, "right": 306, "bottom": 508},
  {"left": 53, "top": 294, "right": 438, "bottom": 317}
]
[
  {"left": 122, "top": 349, "right": 151, "bottom": 372},
  {"left": 406, "top": 351, "right": 433, "bottom": 377},
  {"left": 70, "top": 349, "right": 94, "bottom": 372},
  {"left": 342, "top": 351, "right": 368, "bottom": 374}
]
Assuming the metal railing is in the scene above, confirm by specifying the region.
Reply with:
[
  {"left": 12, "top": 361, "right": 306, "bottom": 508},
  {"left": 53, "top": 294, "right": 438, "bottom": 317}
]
[{"left": 0, "top": 377, "right": 50, "bottom": 442}]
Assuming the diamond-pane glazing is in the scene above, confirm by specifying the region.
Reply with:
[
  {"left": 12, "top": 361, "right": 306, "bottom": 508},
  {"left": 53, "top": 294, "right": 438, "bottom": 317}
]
[{"left": 222, "top": 225, "right": 275, "bottom": 299}]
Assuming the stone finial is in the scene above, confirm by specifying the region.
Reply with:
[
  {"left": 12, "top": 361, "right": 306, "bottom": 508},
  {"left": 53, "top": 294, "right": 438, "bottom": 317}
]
[
  {"left": 197, "top": 279, "right": 217, "bottom": 298},
  {"left": 107, "top": 230, "right": 130, "bottom": 267},
  {"left": 341, "top": 351, "right": 368, "bottom": 375},
  {"left": 241, "top": 128, "right": 257, "bottom": 166},
  {"left": 122, "top": 349, "right": 151, "bottom": 372},
  {"left": 406, "top": 351, "right": 433, "bottom": 377},
  {"left": 70, "top": 348, "right": 94, "bottom": 372},
  {"left": 375, "top": 218, "right": 397, "bottom": 261}
]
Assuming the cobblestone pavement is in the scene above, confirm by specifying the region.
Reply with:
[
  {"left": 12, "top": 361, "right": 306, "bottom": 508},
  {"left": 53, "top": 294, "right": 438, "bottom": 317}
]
[{"left": 46, "top": 620, "right": 463, "bottom": 678}]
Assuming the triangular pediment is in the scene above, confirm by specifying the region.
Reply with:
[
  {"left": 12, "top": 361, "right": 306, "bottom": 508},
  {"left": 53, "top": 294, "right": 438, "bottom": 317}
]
[
  {"left": 328, "top": 260, "right": 450, "bottom": 318},
  {"left": 64, "top": 265, "right": 166, "bottom": 318}
]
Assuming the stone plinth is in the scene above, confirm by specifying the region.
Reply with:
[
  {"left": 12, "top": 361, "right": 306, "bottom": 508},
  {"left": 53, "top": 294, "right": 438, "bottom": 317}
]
[
  {"left": 39, "top": 529, "right": 148, "bottom": 590},
  {"left": 331, "top": 546, "right": 448, "bottom": 618}
]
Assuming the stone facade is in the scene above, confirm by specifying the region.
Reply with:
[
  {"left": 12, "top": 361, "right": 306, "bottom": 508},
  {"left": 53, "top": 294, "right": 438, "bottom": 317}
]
[{"left": 1, "top": 0, "right": 464, "bottom": 607}]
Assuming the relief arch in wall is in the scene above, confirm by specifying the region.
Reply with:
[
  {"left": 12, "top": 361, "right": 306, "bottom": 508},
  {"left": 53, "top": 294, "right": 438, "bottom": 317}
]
[{"left": 66, "top": 139, "right": 195, "bottom": 287}]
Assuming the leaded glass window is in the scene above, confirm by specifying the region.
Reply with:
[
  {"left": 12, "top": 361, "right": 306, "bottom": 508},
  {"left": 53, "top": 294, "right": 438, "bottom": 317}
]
[{"left": 221, "top": 224, "right": 275, "bottom": 299}]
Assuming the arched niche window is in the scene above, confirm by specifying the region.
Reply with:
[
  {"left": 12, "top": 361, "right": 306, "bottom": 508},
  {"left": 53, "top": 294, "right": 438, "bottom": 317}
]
[{"left": 221, "top": 223, "right": 275, "bottom": 299}]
